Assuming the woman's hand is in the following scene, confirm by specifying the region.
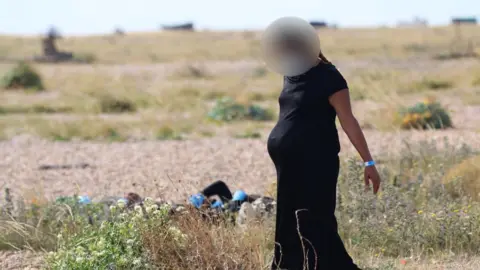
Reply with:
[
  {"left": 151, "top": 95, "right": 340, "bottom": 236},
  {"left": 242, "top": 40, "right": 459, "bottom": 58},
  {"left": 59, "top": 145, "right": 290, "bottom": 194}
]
[{"left": 364, "top": 166, "right": 381, "bottom": 194}]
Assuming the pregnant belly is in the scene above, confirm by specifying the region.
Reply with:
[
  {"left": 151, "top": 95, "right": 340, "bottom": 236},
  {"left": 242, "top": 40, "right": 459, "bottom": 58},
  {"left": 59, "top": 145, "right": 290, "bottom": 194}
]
[{"left": 267, "top": 121, "right": 309, "bottom": 161}]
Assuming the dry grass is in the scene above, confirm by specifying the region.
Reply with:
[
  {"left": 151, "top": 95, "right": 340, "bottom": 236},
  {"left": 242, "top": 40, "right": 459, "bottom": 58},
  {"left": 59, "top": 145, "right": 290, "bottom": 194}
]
[
  {"left": 142, "top": 209, "right": 274, "bottom": 269},
  {"left": 0, "top": 58, "right": 479, "bottom": 139},
  {"left": 1, "top": 26, "right": 479, "bottom": 63},
  {"left": 0, "top": 25, "right": 479, "bottom": 140}
]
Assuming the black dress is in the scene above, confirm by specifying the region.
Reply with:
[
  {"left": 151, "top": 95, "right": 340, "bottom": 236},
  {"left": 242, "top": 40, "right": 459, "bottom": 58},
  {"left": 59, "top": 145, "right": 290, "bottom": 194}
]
[{"left": 267, "top": 62, "right": 360, "bottom": 270}]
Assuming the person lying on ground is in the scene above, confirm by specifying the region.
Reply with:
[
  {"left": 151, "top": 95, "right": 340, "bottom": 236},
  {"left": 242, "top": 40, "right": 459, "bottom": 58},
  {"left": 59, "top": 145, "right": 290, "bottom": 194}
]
[{"left": 188, "top": 180, "right": 263, "bottom": 212}]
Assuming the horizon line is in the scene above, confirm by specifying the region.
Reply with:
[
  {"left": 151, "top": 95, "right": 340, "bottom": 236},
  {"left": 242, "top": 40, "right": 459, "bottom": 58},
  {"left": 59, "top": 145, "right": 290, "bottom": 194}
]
[{"left": 0, "top": 22, "right": 470, "bottom": 38}]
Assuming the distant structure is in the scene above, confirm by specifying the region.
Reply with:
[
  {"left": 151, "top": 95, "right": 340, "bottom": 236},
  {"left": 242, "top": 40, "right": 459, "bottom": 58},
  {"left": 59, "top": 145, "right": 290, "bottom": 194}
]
[
  {"left": 309, "top": 21, "right": 328, "bottom": 29},
  {"left": 33, "top": 27, "right": 74, "bottom": 63},
  {"left": 114, "top": 27, "right": 125, "bottom": 36},
  {"left": 397, "top": 17, "right": 428, "bottom": 27},
  {"left": 451, "top": 17, "right": 477, "bottom": 25},
  {"left": 161, "top": 22, "right": 195, "bottom": 31}
]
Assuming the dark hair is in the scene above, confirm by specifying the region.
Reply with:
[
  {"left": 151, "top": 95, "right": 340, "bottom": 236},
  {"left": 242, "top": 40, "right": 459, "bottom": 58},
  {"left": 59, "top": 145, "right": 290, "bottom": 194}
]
[{"left": 318, "top": 50, "right": 331, "bottom": 64}]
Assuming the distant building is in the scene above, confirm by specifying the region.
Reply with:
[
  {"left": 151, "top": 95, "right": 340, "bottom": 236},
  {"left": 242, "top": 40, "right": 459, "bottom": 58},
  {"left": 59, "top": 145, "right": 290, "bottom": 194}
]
[
  {"left": 161, "top": 22, "right": 195, "bottom": 31},
  {"left": 397, "top": 16, "right": 428, "bottom": 27},
  {"left": 309, "top": 21, "right": 328, "bottom": 29},
  {"left": 451, "top": 17, "right": 477, "bottom": 25}
]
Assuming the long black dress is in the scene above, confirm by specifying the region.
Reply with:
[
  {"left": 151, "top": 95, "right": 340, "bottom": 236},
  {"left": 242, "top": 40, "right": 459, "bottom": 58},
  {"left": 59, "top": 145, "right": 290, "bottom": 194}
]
[{"left": 267, "top": 62, "right": 360, "bottom": 270}]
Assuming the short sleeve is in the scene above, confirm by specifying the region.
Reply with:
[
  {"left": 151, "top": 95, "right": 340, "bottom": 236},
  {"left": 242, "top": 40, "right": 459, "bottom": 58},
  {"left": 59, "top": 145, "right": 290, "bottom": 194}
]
[{"left": 323, "top": 65, "right": 348, "bottom": 97}]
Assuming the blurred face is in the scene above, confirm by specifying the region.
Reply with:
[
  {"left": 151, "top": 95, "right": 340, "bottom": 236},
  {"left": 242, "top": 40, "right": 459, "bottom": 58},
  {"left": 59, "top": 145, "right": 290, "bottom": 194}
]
[
  {"left": 267, "top": 39, "right": 317, "bottom": 77},
  {"left": 261, "top": 17, "right": 321, "bottom": 77}
]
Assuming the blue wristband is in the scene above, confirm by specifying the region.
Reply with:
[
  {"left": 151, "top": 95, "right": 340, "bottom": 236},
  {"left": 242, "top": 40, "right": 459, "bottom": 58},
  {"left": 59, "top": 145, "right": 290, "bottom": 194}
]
[{"left": 364, "top": 160, "right": 375, "bottom": 167}]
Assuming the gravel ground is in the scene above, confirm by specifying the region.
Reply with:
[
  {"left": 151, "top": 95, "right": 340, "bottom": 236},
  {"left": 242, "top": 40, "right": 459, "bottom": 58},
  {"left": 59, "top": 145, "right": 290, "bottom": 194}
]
[
  {"left": 2, "top": 130, "right": 479, "bottom": 203},
  {"left": 0, "top": 251, "right": 44, "bottom": 270}
]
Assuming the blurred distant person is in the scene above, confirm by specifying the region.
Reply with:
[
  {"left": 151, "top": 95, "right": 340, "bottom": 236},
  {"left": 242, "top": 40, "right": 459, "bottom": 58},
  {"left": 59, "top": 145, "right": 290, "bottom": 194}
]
[{"left": 262, "top": 17, "right": 381, "bottom": 270}]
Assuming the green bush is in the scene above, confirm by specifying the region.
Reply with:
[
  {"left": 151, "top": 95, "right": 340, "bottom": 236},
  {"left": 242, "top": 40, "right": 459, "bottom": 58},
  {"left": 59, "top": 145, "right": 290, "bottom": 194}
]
[
  {"left": 234, "top": 130, "right": 262, "bottom": 139},
  {"left": 0, "top": 62, "right": 44, "bottom": 90},
  {"left": 156, "top": 125, "right": 183, "bottom": 140},
  {"left": 45, "top": 198, "right": 173, "bottom": 270},
  {"left": 415, "top": 78, "right": 453, "bottom": 91},
  {"left": 207, "top": 97, "right": 273, "bottom": 122},
  {"left": 399, "top": 98, "right": 452, "bottom": 130},
  {"left": 98, "top": 95, "right": 137, "bottom": 113}
]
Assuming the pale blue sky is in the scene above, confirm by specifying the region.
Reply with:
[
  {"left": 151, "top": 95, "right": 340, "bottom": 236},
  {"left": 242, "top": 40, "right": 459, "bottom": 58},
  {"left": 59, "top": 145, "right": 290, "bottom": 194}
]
[{"left": 1, "top": 0, "right": 478, "bottom": 35}]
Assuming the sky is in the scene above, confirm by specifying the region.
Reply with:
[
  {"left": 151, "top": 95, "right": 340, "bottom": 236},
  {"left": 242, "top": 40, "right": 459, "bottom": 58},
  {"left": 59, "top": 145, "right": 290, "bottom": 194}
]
[{"left": 0, "top": 0, "right": 479, "bottom": 36}]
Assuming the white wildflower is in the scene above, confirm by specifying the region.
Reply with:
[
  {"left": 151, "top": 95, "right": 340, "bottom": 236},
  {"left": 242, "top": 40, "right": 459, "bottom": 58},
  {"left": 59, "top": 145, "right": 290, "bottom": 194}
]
[
  {"left": 75, "top": 246, "right": 85, "bottom": 254},
  {"left": 160, "top": 204, "right": 172, "bottom": 212},
  {"left": 133, "top": 258, "right": 142, "bottom": 266},
  {"left": 100, "top": 221, "right": 107, "bottom": 230},
  {"left": 97, "top": 238, "right": 106, "bottom": 249},
  {"left": 117, "top": 199, "right": 126, "bottom": 209},
  {"left": 144, "top": 197, "right": 154, "bottom": 206},
  {"left": 126, "top": 239, "right": 135, "bottom": 246},
  {"left": 146, "top": 205, "right": 158, "bottom": 214},
  {"left": 134, "top": 205, "right": 142, "bottom": 213},
  {"left": 118, "top": 256, "right": 128, "bottom": 265},
  {"left": 168, "top": 226, "right": 187, "bottom": 242},
  {"left": 93, "top": 250, "right": 105, "bottom": 257},
  {"left": 132, "top": 214, "right": 143, "bottom": 222},
  {"left": 75, "top": 256, "right": 84, "bottom": 263}
]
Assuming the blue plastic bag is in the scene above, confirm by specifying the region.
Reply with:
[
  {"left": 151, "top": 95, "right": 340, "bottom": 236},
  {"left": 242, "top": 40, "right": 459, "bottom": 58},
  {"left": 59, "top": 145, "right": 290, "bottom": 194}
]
[
  {"left": 232, "top": 190, "right": 247, "bottom": 202},
  {"left": 211, "top": 200, "right": 224, "bottom": 209},
  {"left": 189, "top": 193, "right": 205, "bottom": 208},
  {"left": 78, "top": 195, "right": 92, "bottom": 205}
]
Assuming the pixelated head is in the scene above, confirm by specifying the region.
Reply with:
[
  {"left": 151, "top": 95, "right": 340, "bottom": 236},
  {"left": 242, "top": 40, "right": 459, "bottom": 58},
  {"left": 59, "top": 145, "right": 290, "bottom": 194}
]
[{"left": 261, "top": 16, "right": 326, "bottom": 77}]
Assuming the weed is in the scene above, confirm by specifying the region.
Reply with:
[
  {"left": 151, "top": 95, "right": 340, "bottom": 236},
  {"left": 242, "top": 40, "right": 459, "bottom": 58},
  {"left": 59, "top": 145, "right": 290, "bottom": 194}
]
[{"left": 0, "top": 62, "right": 44, "bottom": 91}]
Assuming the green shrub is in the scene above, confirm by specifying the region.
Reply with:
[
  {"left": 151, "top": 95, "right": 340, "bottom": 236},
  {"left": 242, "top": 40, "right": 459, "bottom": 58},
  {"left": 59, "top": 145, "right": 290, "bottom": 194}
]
[
  {"left": 156, "top": 126, "right": 183, "bottom": 140},
  {"left": 399, "top": 98, "right": 452, "bottom": 130},
  {"left": 45, "top": 198, "right": 173, "bottom": 270},
  {"left": 234, "top": 130, "right": 261, "bottom": 139},
  {"left": 415, "top": 78, "right": 453, "bottom": 90},
  {"left": 207, "top": 97, "right": 273, "bottom": 122},
  {"left": 0, "top": 62, "right": 44, "bottom": 90},
  {"left": 98, "top": 95, "right": 137, "bottom": 113}
]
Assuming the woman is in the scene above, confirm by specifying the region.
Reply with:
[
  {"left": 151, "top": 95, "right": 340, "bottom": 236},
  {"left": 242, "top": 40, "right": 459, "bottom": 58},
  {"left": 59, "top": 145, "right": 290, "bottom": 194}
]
[{"left": 263, "top": 17, "right": 381, "bottom": 270}]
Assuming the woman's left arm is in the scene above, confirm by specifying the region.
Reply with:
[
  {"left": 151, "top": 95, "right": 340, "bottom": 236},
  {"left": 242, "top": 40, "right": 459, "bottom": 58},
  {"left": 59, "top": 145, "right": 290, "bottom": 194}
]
[{"left": 329, "top": 89, "right": 381, "bottom": 194}]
